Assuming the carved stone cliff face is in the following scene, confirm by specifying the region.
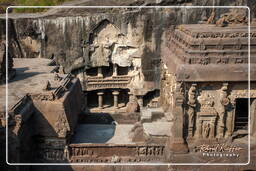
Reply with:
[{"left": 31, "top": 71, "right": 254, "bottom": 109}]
[
  {"left": 0, "top": 1, "right": 254, "bottom": 90},
  {"left": 6, "top": 10, "right": 171, "bottom": 93}
]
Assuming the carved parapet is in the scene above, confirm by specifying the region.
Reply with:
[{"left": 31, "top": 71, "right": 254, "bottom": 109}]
[
  {"left": 10, "top": 94, "right": 31, "bottom": 114},
  {"left": 53, "top": 73, "right": 73, "bottom": 99},
  {"left": 84, "top": 75, "right": 131, "bottom": 91},
  {"left": 9, "top": 94, "right": 34, "bottom": 135},
  {"left": 30, "top": 92, "right": 55, "bottom": 101},
  {"left": 69, "top": 143, "right": 165, "bottom": 163}
]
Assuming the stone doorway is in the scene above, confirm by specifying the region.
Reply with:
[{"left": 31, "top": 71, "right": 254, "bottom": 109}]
[{"left": 234, "top": 98, "right": 249, "bottom": 132}]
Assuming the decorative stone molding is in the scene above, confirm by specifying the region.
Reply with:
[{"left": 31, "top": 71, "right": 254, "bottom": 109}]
[{"left": 84, "top": 75, "right": 131, "bottom": 91}]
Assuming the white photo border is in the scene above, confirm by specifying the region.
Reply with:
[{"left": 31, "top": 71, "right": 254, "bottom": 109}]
[{"left": 5, "top": 5, "right": 251, "bottom": 166}]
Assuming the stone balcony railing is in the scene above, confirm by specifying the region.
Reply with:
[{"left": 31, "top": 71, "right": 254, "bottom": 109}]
[{"left": 84, "top": 75, "right": 131, "bottom": 91}]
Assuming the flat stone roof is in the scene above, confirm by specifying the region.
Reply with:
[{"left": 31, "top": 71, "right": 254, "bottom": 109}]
[
  {"left": 178, "top": 24, "right": 253, "bottom": 34},
  {"left": 0, "top": 58, "right": 63, "bottom": 113}
]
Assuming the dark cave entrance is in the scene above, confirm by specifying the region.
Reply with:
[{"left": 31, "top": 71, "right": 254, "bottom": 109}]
[{"left": 234, "top": 98, "right": 249, "bottom": 131}]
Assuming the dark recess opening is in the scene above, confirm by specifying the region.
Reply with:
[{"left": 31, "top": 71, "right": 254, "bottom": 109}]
[
  {"left": 87, "top": 91, "right": 98, "bottom": 107},
  {"left": 102, "top": 64, "right": 113, "bottom": 77},
  {"left": 86, "top": 67, "right": 97, "bottom": 76},
  {"left": 117, "top": 66, "right": 129, "bottom": 75},
  {"left": 234, "top": 98, "right": 249, "bottom": 131}
]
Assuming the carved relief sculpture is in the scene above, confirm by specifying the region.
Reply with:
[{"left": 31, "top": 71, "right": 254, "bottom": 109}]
[
  {"left": 187, "top": 84, "right": 197, "bottom": 138},
  {"left": 218, "top": 83, "right": 230, "bottom": 138},
  {"left": 195, "top": 94, "right": 217, "bottom": 139},
  {"left": 55, "top": 113, "right": 70, "bottom": 138}
]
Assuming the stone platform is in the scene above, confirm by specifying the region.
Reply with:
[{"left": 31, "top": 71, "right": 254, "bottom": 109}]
[{"left": 0, "top": 58, "right": 62, "bottom": 113}]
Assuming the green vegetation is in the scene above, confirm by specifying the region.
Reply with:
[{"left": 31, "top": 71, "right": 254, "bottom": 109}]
[{"left": 0, "top": 0, "right": 71, "bottom": 13}]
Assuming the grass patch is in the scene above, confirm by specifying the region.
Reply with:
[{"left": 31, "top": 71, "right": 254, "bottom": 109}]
[{"left": 0, "top": 0, "right": 71, "bottom": 13}]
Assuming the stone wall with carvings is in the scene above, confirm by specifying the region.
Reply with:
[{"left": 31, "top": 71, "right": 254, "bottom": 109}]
[
  {"left": 69, "top": 143, "right": 165, "bottom": 163},
  {"left": 5, "top": 76, "right": 84, "bottom": 163},
  {"left": 183, "top": 82, "right": 256, "bottom": 142},
  {"left": 161, "top": 23, "right": 256, "bottom": 153},
  {"left": 32, "top": 77, "right": 83, "bottom": 138}
]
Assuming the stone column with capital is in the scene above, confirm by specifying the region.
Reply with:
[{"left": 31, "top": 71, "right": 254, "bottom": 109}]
[
  {"left": 112, "top": 91, "right": 119, "bottom": 108},
  {"left": 97, "top": 91, "right": 104, "bottom": 109}
]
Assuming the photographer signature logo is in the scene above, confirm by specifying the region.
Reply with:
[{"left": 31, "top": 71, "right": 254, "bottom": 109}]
[{"left": 195, "top": 144, "right": 243, "bottom": 157}]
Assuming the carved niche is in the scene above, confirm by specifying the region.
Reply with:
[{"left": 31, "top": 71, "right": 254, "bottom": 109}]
[
  {"left": 195, "top": 93, "right": 217, "bottom": 139},
  {"left": 187, "top": 84, "right": 197, "bottom": 138}
]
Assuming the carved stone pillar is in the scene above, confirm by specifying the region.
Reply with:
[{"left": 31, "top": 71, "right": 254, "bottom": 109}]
[
  {"left": 113, "top": 64, "right": 117, "bottom": 77},
  {"left": 97, "top": 67, "right": 103, "bottom": 77},
  {"left": 97, "top": 91, "right": 104, "bottom": 109},
  {"left": 112, "top": 91, "right": 119, "bottom": 108},
  {"left": 226, "top": 99, "right": 235, "bottom": 137},
  {"left": 169, "top": 83, "right": 188, "bottom": 154}
]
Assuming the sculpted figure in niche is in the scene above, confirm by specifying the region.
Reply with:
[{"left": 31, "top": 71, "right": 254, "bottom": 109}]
[
  {"left": 218, "top": 83, "right": 230, "bottom": 138},
  {"left": 203, "top": 122, "right": 211, "bottom": 138},
  {"left": 187, "top": 84, "right": 197, "bottom": 137}
]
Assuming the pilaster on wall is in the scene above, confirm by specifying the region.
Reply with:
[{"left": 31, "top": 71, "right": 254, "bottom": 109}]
[{"left": 168, "top": 82, "right": 188, "bottom": 154}]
